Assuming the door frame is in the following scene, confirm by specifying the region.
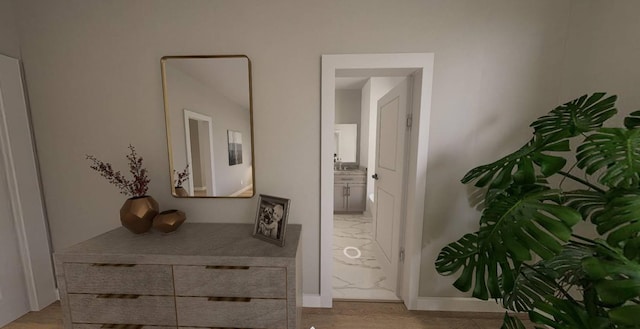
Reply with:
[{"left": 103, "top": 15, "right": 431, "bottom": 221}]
[
  {"left": 183, "top": 109, "right": 216, "bottom": 196},
  {"left": 0, "top": 54, "right": 57, "bottom": 311},
  {"left": 320, "top": 53, "right": 434, "bottom": 309}
]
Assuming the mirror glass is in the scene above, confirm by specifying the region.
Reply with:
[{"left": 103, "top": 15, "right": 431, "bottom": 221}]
[
  {"left": 161, "top": 55, "right": 254, "bottom": 197},
  {"left": 334, "top": 124, "right": 358, "bottom": 163}
]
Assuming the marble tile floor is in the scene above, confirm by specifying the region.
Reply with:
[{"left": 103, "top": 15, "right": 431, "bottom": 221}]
[
  {"left": 4, "top": 301, "right": 533, "bottom": 329},
  {"left": 333, "top": 213, "right": 399, "bottom": 300}
]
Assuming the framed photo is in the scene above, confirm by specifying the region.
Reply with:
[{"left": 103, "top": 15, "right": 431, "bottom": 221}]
[
  {"left": 227, "top": 130, "right": 243, "bottom": 165},
  {"left": 253, "top": 194, "right": 291, "bottom": 247}
]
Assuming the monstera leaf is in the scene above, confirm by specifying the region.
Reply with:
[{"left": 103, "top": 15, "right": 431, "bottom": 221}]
[
  {"left": 501, "top": 313, "right": 528, "bottom": 329},
  {"left": 609, "top": 305, "right": 640, "bottom": 327},
  {"left": 436, "top": 188, "right": 581, "bottom": 300},
  {"left": 564, "top": 190, "right": 607, "bottom": 223},
  {"left": 576, "top": 128, "right": 640, "bottom": 189},
  {"left": 502, "top": 262, "right": 557, "bottom": 312},
  {"left": 623, "top": 237, "right": 640, "bottom": 261},
  {"left": 531, "top": 93, "right": 617, "bottom": 140},
  {"left": 624, "top": 110, "right": 640, "bottom": 129},
  {"left": 462, "top": 136, "right": 569, "bottom": 190},
  {"left": 582, "top": 242, "right": 640, "bottom": 327},
  {"left": 438, "top": 93, "right": 640, "bottom": 327},
  {"left": 435, "top": 232, "right": 514, "bottom": 300},
  {"left": 589, "top": 191, "right": 640, "bottom": 248},
  {"left": 582, "top": 242, "right": 640, "bottom": 302},
  {"left": 502, "top": 243, "right": 593, "bottom": 312},
  {"left": 530, "top": 297, "right": 612, "bottom": 329},
  {"left": 464, "top": 93, "right": 617, "bottom": 191},
  {"left": 544, "top": 243, "right": 594, "bottom": 289},
  {"left": 480, "top": 188, "right": 581, "bottom": 260}
]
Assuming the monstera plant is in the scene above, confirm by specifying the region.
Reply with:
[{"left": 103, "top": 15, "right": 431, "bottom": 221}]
[{"left": 435, "top": 93, "right": 640, "bottom": 328}]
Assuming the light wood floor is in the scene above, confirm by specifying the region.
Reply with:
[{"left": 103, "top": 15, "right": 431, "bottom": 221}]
[{"left": 2, "top": 300, "right": 525, "bottom": 329}]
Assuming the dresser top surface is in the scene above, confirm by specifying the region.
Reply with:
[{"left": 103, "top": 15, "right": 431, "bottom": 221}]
[{"left": 56, "top": 223, "right": 301, "bottom": 260}]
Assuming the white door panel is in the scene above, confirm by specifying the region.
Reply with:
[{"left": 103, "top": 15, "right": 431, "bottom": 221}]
[
  {"left": 373, "top": 77, "right": 410, "bottom": 293},
  {"left": 0, "top": 70, "right": 30, "bottom": 327},
  {"left": 375, "top": 187, "right": 394, "bottom": 262},
  {"left": 0, "top": 54, "right": 57, "bottom": 325},
  {"left": 377, "top": 97, "right": 400, "bottom": 171}
]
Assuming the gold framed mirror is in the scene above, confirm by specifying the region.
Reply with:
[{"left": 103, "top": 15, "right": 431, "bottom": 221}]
[{"left": 161, "top": 55, "right": 254, "bottom": 198}]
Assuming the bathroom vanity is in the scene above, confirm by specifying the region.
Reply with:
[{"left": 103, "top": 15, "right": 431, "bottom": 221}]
[
  {"left": 54, "top": 223, "right": 302, "bottom": 329},
  {"left": 334, "top": 169, "right": 367, "bottom": 213}
]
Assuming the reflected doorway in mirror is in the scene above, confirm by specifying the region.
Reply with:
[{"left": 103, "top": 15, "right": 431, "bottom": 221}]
[{"left": 183, "top": 109, "right": 216, "bottom": 197}]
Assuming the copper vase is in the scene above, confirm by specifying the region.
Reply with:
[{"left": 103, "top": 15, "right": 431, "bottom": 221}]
[
  {"left": 153, "top": 209, "right": 186, "bottom": 233},
  {"left": 119, "top": 196, "right": 159, "bottom": 234}
]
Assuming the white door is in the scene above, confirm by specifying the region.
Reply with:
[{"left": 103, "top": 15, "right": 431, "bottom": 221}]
[
  {"left": 373, "top": 78, "right": 410, "bottom": 293},
  {"left": 0, "top": 64, "right": 30, "bottom": 327},
  {"left": 0, "top": 54, "right": 57, "bottom": 324}
]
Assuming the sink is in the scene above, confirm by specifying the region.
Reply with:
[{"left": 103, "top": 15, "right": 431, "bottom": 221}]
[{"left": 334, "top": 168, "right": 366, "bottom": 175}]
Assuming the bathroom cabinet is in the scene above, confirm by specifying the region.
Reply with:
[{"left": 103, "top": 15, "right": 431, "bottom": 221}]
[
  {"left": 54, "top": 223, "right": 302, "bottom": 329},
  {"left": 334, "top": 171, "right": 366, "bottom": 213}
]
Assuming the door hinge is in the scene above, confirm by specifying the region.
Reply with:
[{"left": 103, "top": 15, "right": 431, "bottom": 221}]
[
  {"left": 399, "top": 247, "right": 405, "bottom": 263},
  {"left": 406, "top": 114, "right": 413, "bottom": 128}
]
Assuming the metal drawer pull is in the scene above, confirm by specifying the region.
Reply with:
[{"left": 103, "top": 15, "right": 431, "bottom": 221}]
[
  {"left": 208, "top": 297, "right": 251, "bottom": 302},
  {"left": 91, "top": 263, "right": 136, "bottom": 267},
  {"left": 205, "top": 265, "right": 250, "bottom": 270},
  {"left": 100, "top": 324, "right": 143, "bottom": 329},
  {"left": 96, "top": 294, "right": 140, "bottom": 299}
]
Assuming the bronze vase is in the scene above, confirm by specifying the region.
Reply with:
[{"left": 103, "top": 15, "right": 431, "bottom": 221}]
[
  {"left": 174, "top": 186, "right": 189, "bottom": 197},
  {"left": 119, "top": 195, "right": 159, "bottom": 234},
  {"left": 153, "top": 209, "right": 186, "bottom": 233}
]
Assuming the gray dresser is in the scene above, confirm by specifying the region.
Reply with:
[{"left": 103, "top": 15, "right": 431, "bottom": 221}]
[{"left": 54, "top": 223, "right": 302, "bottom": 329}]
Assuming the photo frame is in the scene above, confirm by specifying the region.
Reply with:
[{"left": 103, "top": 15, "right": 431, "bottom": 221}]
[
  {"left": 253, "top": 194, "right": 291, "bottom": 247},
  {"left": 227, "top": 130, "right": 243, "bottom": 165}
]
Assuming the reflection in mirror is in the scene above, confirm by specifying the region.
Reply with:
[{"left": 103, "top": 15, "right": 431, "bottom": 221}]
[
  {"left": 334, "top": 124, "right": 358, "bottom": 163},
  {"left": 161, "top": 55, "right": 254, "bottom": 197}
]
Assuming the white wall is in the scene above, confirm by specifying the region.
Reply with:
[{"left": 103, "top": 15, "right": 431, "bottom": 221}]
[
  {"left": 0, "top": 0, "right": 20, "bottom": 58},
  {"left": 559, "top": 0, "right": 640, "bottom": 120},
  {"left": 13, "top": 0, "right": 640, "bottom": 300},
  {"left": 335, "top": 90, "right": 361, "bottom": 125}
]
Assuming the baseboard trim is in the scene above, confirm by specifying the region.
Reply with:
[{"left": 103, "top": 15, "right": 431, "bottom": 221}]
[
  {"left": 303, "top": 294, "right": 324, "bottom": 308},
  {"left": 415, "top": 297, "right": 504, "bottom": 312},
  {"left": 302, "top": 294, "right": 503, "bottom": 312}
]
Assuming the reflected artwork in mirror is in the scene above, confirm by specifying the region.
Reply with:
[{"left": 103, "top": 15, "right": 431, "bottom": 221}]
[{"left": 161, "top": 55, "right": 254, "bottom": 198}]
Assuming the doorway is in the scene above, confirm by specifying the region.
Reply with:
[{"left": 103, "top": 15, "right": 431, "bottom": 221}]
[
  {"left": 320, "top": 53, "right": 434, "bottom": 309},
  {"left": 183, "top": 109, "right": 216, "bottom": 197},
  {"left": 332, "top": 75, "right": 409, "bottom": 301}
]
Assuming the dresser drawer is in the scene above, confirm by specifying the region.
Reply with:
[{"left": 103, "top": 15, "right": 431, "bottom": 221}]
[
  {"left": 69, "top": 294, "right": 176, "bottom": 326},
  {"left": 73, "top": 325, "right": 175, "bottom": 329},
  {"left": 173, "top": 266, "right": 286, "bottom": 298},
  {"left": 334, "top": 174, "right": 366, "bottom": 183},
  {"left": 64, "top": 263, "right": 174, "bottom": 295},
  {"left": 176, "top": 297, "right": 286, "bottom": 328}
]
